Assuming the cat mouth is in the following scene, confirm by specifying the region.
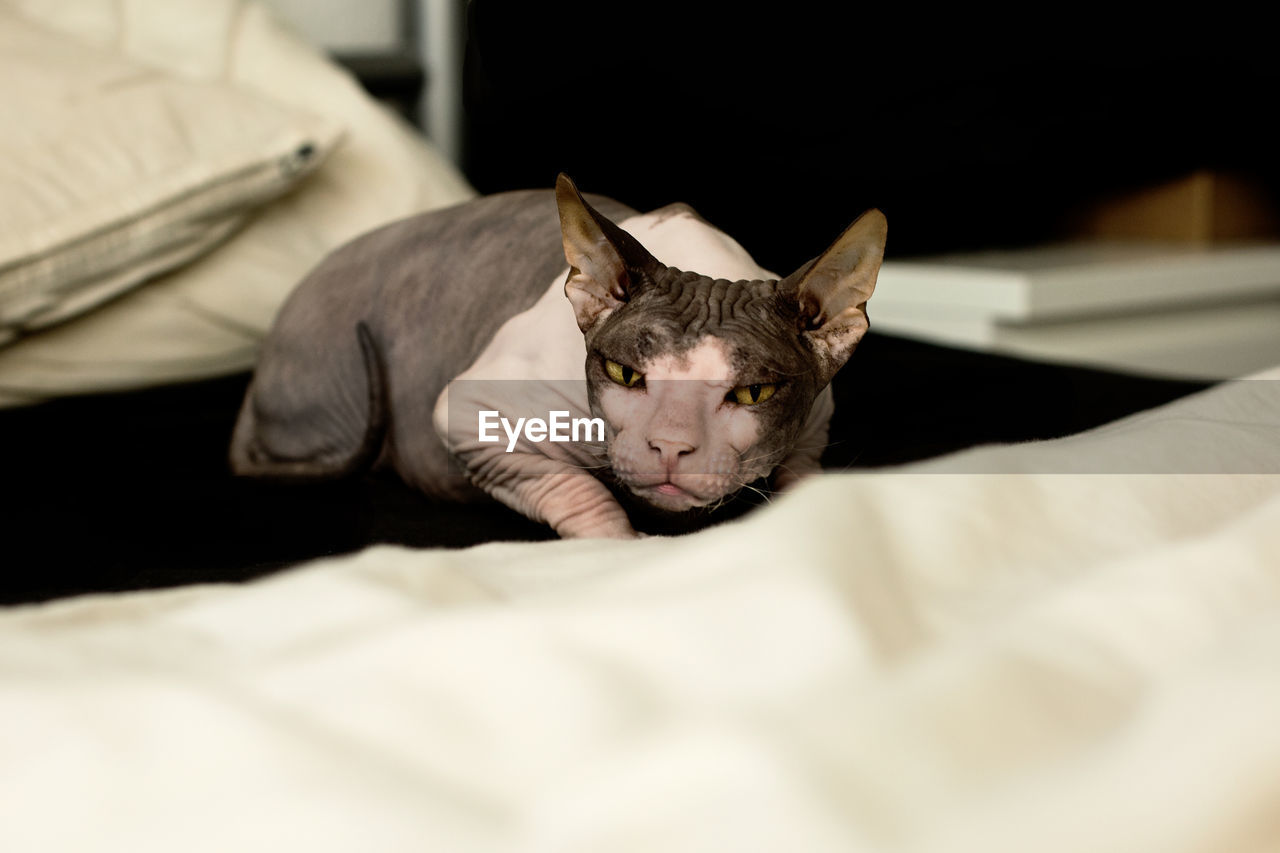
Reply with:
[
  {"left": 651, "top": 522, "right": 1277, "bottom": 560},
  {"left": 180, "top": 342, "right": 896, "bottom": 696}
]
[{"left": 633, "top": 480, "right": 712, "bottom": 510}]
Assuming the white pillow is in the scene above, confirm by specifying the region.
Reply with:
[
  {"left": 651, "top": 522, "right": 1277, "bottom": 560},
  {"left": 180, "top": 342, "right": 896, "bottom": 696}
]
[
  {"left": 0, "top": 9, "right": 342, "bottom": 345},
  {"left": 0, "top": 0, "right": 476, "bottom": 405}
]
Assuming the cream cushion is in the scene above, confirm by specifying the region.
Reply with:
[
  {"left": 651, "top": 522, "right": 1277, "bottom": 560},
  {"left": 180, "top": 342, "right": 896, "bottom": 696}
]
[
  {"left": 0, "top": 0, "right": 476, "bottom": 405},
  {"left": 0, "top": 10, "right": 341, "bottom": 347}
]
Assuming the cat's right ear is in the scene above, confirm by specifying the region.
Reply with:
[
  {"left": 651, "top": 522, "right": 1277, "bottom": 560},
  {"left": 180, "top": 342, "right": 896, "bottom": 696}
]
[{"left": 557, "top": 173, "right": 649, "bottom": 332}]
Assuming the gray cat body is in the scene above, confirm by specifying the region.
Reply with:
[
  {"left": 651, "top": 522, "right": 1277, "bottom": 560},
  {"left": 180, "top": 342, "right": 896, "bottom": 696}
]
[{"left": 231, "top": 176, "right": 886, "bottom": 539}]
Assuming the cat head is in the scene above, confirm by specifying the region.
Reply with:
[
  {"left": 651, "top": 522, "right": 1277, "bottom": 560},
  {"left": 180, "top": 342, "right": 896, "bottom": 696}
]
[{"left": 556, "top": 174, "right": 886, "bottom": 513}]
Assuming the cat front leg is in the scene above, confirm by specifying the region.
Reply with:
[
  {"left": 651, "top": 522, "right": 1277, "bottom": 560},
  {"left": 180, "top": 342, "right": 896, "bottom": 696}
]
[
  {"left": 527, "top": 473, "right": 637, "bottom": 539},
  {"left": 471, "top": 451, "right": 637, "bottom": 539},
  {"left": 433, "top": 385, "right": 635, "bottom": 538}
]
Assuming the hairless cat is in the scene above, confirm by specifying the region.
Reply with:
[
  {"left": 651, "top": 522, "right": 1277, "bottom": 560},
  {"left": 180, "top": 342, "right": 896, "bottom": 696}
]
[{"left": 231, "top": 175, "right": 886, "bottom": 538}]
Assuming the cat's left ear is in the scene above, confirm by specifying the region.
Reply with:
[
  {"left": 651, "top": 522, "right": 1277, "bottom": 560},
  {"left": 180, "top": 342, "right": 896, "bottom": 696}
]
[
  {"left": 786, "top": 208, "right": 887, "bottom": 381},
  {"left": 556, "top": 173, "right": 658, "bottom": 333}
]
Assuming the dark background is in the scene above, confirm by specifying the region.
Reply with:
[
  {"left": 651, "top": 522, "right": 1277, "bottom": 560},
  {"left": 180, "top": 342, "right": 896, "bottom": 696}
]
[{"left": 462, "top": 3, "right": 1280, "bottom": 268}]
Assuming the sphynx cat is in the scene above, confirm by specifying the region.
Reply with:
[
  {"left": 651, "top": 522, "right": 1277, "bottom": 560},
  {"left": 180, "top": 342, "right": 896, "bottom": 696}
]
[{"left": 230, "top": 175, "right": 886, "bottom": 538}]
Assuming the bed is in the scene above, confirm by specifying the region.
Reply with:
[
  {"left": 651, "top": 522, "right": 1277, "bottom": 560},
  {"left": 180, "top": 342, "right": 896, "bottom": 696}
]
[{"left": 3, "top": 3, "right": 1279, "bottom": 851}]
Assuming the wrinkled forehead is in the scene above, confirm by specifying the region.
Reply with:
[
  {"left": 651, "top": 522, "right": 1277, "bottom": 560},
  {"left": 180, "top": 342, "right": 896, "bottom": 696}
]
[
  {"left": 593, "top": 270, "right": 810, "bottom": 374},
  {"left": 640, "top": 270, "right": 787, "bottom": 336}
]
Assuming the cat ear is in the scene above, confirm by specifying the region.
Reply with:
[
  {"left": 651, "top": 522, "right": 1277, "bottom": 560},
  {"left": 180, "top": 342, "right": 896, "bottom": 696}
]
[
  {"left": 787, "top": 208, "right": 887, "bottom": 380},
  {"left": 556, "top": 173, "right": 657, "bottom": 332}
]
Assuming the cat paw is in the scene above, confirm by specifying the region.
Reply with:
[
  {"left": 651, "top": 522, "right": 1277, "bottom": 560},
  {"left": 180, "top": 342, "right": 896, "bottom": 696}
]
[{"left": 554, "top": 511, "right": 638, "bottom": 540}]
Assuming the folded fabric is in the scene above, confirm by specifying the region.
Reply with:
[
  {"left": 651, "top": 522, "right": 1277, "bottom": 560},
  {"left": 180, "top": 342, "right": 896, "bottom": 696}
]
[
  {"left": 0, "top": 0, "right": 475, "bottom": 404},
  {"left": 0, "top": 9, "right": 341, "bottom": 345}
]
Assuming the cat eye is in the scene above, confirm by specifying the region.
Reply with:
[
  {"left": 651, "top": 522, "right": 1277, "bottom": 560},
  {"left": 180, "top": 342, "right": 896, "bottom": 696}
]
[
  {"left": 728, "top": 383, "right": 776, "bottom": 405},
  {"left": 604, "top": 359, "right": 644, "bottom": 388}
]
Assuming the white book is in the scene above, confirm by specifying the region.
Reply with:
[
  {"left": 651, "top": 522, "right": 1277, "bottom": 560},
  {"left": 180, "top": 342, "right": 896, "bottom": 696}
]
[
  {"left": 869, "top": 298, "right": 1280, "bottom": 380},
  {"left": 874, "top": 242, "right": 1280, "bottom": 322}
]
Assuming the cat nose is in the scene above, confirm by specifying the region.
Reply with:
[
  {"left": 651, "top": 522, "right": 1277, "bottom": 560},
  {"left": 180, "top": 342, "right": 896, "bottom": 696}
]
[{"left": 648, "top": 437, "right": 695, "bottom": 465}]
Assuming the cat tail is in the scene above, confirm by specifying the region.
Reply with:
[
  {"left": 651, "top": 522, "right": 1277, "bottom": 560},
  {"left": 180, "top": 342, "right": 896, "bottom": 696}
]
[{"left": 229, "top": 322, "right": 389, "bottom": 480}]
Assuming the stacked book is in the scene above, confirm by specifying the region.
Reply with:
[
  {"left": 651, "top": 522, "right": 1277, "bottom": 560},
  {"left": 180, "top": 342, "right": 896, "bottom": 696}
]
[{"left": 872, "top": 242, "right": 1280, "bottom": 379}]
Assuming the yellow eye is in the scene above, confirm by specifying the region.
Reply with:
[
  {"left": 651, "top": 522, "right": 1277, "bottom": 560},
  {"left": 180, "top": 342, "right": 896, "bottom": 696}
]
[
  {"left": 730, "top": 383, "right": 776, "bottom": 405},
  {"left": 605, "top": 359, "right": 643, "bottom": 388}
]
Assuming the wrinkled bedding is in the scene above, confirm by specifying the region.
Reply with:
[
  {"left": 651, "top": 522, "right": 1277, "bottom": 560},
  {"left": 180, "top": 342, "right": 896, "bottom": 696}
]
[{"left": 3, "top": 372, "right": 1278, "bottom": 852}]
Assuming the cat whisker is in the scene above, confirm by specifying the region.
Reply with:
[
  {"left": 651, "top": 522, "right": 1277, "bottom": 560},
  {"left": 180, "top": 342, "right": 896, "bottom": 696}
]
[
  {"left": 739, "top": 455, "right": 784, "bottom": 472},
  {"left": 767, "top": 461, "right": 800, "bottom": 480},
  {"left": 791, "top": 440, "right": 838, "bottom": 454},
  {"left": 736, "top": 482, "right": 773, "bottom": 505}
]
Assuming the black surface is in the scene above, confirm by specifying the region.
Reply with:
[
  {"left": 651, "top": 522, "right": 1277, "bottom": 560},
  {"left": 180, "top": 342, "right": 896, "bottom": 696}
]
[
  {"left": 462, "top": 2, "right": 1280, "bottom": 270},
  {"left": 2, "top": 333, "right": 1207, "bottom": 605}
]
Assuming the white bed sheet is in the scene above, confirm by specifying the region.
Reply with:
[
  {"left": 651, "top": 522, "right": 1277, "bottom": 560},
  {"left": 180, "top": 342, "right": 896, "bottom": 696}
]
[{"left": 2, "top": 373, "right": 1279, "bottom": 851}]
